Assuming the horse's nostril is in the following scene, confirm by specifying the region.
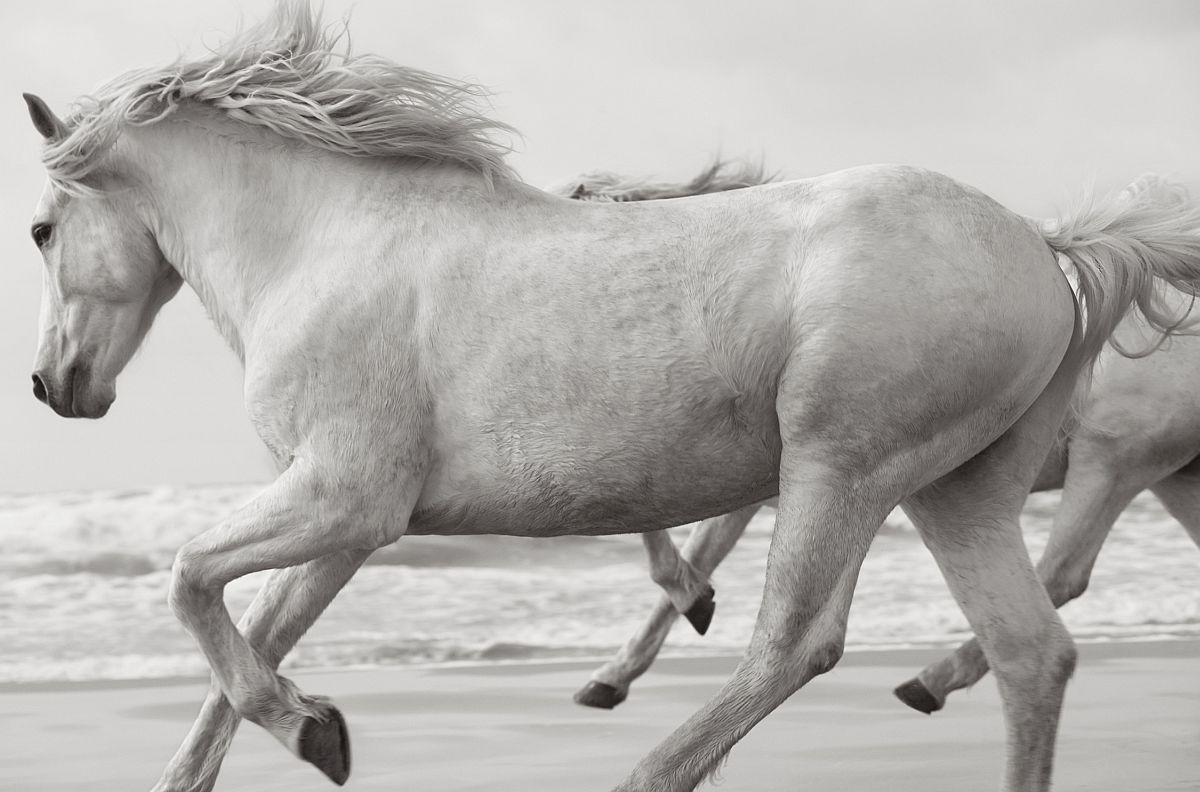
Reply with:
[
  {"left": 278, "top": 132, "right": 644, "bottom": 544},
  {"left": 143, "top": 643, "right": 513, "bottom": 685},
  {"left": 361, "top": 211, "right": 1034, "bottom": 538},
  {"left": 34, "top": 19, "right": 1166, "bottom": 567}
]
[{"left": 31, "top": 373, "right": 48, "bottom": 404}]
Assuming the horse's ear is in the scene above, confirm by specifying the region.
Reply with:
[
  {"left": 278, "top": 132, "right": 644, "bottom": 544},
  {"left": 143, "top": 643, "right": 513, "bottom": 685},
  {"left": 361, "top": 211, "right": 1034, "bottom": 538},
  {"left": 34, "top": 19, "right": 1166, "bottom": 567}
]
[{"left": 23, "top": 93, "right": 67, "bottom": 141}]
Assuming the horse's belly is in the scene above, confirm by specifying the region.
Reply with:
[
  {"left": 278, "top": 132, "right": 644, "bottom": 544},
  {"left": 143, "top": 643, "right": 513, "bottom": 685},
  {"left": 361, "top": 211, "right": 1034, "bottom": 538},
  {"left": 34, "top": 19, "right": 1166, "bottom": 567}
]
[{"left": 409, "top": 427, "right": 780, "bottom": 537}]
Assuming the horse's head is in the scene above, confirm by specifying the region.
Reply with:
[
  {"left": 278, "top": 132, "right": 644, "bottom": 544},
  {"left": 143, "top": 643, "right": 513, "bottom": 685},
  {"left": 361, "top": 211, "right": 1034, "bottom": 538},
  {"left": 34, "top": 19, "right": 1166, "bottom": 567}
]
[{"left": 24, "top": 93, "right": 183, "bottom": 418}]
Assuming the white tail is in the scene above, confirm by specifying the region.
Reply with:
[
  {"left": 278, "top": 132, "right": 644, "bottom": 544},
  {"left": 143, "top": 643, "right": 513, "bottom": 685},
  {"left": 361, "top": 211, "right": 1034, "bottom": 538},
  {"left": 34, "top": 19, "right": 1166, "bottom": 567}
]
[{"left": 1042, "top": 175, "right": 1200, "bottom": 364}]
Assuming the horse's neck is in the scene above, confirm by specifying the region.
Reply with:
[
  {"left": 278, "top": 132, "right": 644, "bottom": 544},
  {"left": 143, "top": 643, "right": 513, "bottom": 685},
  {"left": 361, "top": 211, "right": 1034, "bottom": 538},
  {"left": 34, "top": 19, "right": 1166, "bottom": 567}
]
[
  {"left": 127, "top": 124, "right": 302, "bottom": 358},
  {"left": 126, "top": 115, "right": 529, "bottom": 362},
  {"left": 128, "top": 120, "right": 387, "bottom": 359}
]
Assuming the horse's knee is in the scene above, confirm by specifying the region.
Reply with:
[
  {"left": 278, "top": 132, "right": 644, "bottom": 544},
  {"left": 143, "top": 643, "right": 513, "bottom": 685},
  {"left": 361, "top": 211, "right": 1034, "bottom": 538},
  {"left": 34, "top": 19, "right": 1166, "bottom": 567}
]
[
  {"left": 806, "top": 640, "right": 845, "bottom": 678},
  {"left": 168, "top": 544, "right": 218, "bottom": 620},
  {"left": 754, "top": 635, "right": 845, "bottom": 688},
  {"left": 991, "top": 628, "right": 1076, "bottom": 691}
]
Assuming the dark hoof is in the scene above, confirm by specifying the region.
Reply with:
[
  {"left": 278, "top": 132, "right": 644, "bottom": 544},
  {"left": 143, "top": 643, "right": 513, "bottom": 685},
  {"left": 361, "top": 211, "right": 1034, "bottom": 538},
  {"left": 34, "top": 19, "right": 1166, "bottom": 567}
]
[
  {"left": 893, "top": 678, "right": 943, "bottom": 715},
  {"left": 299, "top": 705, "right": 351, "bottom": 785},
  {"left": 574, "top": 680, "right": 628, "bottom": 710},
  {"left": 684, "top": 586, "right": 716, "bottom": 635}
]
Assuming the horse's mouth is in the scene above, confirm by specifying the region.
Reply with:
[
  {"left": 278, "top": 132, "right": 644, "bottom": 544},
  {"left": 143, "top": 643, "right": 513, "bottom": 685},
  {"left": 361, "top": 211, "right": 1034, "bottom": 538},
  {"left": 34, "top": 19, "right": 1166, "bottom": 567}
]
[{"left": 52, "top": 397, "right": 111, "bottom": 420}]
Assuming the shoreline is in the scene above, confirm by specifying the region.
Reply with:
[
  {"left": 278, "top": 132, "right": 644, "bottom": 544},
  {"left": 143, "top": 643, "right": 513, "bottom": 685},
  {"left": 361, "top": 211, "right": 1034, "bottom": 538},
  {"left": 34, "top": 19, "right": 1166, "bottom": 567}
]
[
  {"left": 2, "top": 638, "right": 1197, "bottom": 790},
  {"left": 3, "top": 634, "right": 1198, "bottom": 694}
]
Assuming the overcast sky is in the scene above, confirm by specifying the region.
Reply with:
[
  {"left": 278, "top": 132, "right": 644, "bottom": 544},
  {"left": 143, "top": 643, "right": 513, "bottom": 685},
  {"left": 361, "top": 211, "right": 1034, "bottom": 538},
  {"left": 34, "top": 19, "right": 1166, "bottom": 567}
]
[{"left": 1, "top": 0, "right": 1198, "bottom": 493}]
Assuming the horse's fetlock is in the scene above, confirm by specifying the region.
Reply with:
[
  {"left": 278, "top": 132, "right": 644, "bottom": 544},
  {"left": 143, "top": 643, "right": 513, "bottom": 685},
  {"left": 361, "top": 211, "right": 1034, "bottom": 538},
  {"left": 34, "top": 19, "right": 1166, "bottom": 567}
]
[
  {"left": 227, "top": 688, "right": 263, "bottom": 725},
  {"left": 233, "top": 683, "right": 284, "bottom": 728}
]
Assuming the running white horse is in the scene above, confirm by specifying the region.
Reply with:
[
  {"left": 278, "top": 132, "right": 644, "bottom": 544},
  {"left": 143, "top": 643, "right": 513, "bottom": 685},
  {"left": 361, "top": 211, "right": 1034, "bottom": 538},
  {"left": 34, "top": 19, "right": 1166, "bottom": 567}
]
[
  {"left": 563, "top": 170, "right": 1200, "bottom": 712},
  {"left": 23, "top": 5, "right": 1200, "bottom": 792}
]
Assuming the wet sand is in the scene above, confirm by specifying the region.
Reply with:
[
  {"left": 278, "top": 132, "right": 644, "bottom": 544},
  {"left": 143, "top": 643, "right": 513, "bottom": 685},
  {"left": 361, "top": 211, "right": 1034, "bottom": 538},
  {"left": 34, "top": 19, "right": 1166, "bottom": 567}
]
[{"left": 2, "top": 641, "right": 1197, "bottom": 791}]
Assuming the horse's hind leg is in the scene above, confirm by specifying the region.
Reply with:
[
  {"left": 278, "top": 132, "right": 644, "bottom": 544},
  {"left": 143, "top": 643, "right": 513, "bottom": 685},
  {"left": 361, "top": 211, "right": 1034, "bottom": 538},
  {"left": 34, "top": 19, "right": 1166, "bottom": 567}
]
[
  {"left": 901, "top": 363, "right": 1081, "bottom": 791},
  {"left": 896, "top": 445, "right": 1143, "bottom": 713},
  {"left": 153, "top": 550, "right": 370, "bottom": 792},
  {"left": 641, "top": 529, "right": 716, "bottom": 634},
  {"left": 613, "top": 433, "right": 903, "bottom": 791},
  {"left": 576, "top": 505, "right": 759, "bottom": 709},
  {"left": 614, "top": 329, "right": 1076, "bottom": 789}
]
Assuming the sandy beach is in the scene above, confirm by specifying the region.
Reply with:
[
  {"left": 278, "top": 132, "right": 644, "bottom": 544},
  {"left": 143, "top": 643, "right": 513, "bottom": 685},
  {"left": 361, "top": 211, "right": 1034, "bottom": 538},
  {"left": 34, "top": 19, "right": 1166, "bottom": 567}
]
[{"left": 1, "top": 640, "right": 1197, "bottom": 791}]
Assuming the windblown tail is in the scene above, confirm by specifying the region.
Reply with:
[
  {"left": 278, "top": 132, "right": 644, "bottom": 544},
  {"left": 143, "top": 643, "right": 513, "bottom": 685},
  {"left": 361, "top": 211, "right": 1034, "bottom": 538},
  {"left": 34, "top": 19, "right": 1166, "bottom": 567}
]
[
  {"left": 550, "top": 158, "right": 776, "bottom": 202},
  {"left": 1041, "top": 175, "right": 1200, "bottom": 365}
]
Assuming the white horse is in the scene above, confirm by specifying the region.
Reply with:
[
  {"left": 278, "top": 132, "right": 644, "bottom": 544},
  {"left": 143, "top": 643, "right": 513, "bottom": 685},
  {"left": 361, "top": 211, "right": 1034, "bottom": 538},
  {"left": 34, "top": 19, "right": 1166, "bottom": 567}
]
[
  {"left": 23, "top": 5, "right": 1200, "bottom": 791},
  {"left": 562, "top": 170, "right": 1200, "bottom": 713}
]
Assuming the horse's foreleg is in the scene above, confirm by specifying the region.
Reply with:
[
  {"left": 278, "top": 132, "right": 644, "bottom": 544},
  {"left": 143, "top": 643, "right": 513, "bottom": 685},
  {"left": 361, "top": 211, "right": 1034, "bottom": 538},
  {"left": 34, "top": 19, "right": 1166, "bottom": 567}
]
[
  {"left": 576, "top": 505, "right": 759, "bottom": 709},
  {"left": 152, "top": 550, "right": 370, "bottom": 792},
  {"left": 167, "top": 462, "right": 409, "bottom": 786},
  {"left": 896, "top": 451, "right": 1140, "bottom": 714},
  {"left": 613, "top": 458, "right": 888, "bottom": 792},
  {"left": 641, "top": 530, "right": 715, "bottom": 634}
]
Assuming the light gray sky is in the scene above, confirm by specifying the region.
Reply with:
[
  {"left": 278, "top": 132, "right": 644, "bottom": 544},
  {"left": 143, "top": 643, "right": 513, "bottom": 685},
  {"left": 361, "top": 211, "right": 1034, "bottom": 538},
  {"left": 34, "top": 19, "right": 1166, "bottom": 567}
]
[{"left": 1, "top": 1, "right": 1198, "bottom": 493}]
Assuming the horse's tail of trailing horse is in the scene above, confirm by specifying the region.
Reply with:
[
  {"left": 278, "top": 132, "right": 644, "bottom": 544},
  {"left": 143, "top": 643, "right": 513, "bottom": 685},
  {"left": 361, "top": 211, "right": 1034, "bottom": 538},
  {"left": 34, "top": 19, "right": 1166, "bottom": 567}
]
[{"left": 1041, "top": 174, "right": 1200, "bottom": 365}]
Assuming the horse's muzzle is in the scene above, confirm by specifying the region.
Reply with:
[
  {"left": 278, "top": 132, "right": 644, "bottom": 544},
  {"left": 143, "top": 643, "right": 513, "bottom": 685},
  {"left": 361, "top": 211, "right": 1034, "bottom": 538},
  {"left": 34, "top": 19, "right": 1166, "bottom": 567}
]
[{"left": 31, "top": 365, "right": 112, "bottom": 419}]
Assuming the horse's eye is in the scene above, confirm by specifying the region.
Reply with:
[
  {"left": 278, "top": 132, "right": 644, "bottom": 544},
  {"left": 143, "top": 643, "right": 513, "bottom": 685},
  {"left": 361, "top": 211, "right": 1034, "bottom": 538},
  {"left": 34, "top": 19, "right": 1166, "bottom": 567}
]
[{"left": 31, "top": 223, "right": 53, "bottom": 248}]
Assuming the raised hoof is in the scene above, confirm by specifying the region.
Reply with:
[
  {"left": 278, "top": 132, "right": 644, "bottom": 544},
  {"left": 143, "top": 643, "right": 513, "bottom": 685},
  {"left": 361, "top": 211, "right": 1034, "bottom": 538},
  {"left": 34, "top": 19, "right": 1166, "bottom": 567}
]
[
  {"left": 574, "top": 680, "right": 628, "bottom": 710},
  {"left": 893, "top": 678, "right": 943, "bottom": 715},
  {"left": 683, "top": 586, "right": 716, "bottom": 635},
  {"left": 299, "top": 705, "right": 352, "bottom": 785}
]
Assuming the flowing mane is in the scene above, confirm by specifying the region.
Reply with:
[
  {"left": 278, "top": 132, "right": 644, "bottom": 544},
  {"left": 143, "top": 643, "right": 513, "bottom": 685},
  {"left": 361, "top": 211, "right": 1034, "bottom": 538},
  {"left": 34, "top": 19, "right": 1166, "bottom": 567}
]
[
  {"left": 551, "top": 159, "right": 777, "bottom": 202},
  {"left": 41, "top": 1, "right": 517, "bottom": 193}
]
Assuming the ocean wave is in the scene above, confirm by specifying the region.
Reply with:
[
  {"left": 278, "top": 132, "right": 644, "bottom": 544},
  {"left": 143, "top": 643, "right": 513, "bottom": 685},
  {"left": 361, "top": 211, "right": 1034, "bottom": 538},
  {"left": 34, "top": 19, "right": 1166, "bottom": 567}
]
[
  {"left": 6, "top": 552, "right": 160, "bottom": 578},
  {"left": 2, "top": 487, "right": 1198, "bottom": 683}
]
